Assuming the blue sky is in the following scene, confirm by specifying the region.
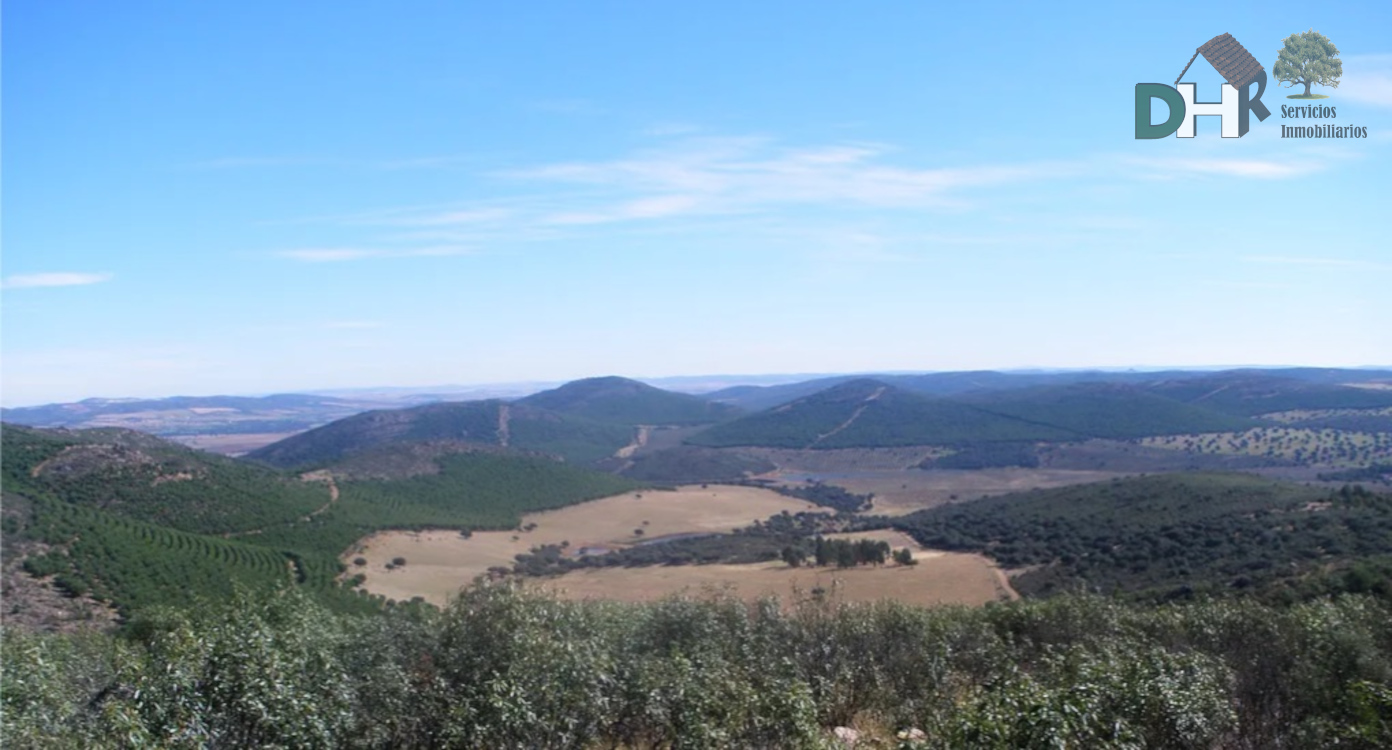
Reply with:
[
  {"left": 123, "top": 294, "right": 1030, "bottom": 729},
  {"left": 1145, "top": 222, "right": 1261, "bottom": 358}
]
[{"left": 4, "top": 1, "right": 1390, "bottom": 406}]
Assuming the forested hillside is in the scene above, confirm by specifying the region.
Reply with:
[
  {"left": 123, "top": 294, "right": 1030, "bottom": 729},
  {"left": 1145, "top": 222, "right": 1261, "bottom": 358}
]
[
  {"left": 246, "top": 400, "right": 634, "bottom": 468},
  {"left": 2, "top": 424, "right": 641, "bottom": 618},
  {"left": 688, "top": 379, "right": 1077, "bottom": 449},
  {"left": 889, "top": 472, "right": 1392, "bottom": 599},
  {"left": 960, "top": 383, "right": 1256, "bottom": 439},
  {"left": 2, "top": 425, "right": 326, "bottom": 533},
  {"left": 517, "top": 375, "right": 743, "bottom": 425}
]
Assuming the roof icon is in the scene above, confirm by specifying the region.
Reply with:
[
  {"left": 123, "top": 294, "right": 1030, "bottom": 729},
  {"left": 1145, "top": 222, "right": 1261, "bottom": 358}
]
[{"left": 1175, "top": 33, "right": 1265, "bottom": 90}]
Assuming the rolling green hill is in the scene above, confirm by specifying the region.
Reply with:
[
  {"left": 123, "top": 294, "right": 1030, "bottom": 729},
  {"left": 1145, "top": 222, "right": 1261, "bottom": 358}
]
[
  {"left": 2, "top": 424, "right": 643, "bottom": 617},
  {"left": 517, "top": 376, "right": 743, "bottom": 425},
  {"left": 275, "top": 451, "right": 641, "bottom": 556},
  {"left": 961, "top": 383, "right": 1257, "bottom": 439},
  {"left": 2, "top": 425, "right": 327, "bottom": 535},
  {"left": 687, "top": 379, "right": 1077, "bottom": 448},
  {"left": 890, "top": 472, "right": 1392, "bottom": 598},
  {"left": 246, "top": 399, "right": 633, "bottom": 468},
  {"left": 1141, "top": 372, "right": 1392, "bottom": 417}
]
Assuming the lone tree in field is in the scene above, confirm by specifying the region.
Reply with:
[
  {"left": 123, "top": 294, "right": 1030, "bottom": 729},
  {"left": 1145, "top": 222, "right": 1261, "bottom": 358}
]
[{"left": 1274, "top": 29, "right": 1342, "bottom": 97}]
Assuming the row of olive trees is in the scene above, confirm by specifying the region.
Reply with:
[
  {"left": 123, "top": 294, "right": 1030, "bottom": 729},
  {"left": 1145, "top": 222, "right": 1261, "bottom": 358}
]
[{"left": 4, "top": 584, "right": 1391, "bottom": 749}]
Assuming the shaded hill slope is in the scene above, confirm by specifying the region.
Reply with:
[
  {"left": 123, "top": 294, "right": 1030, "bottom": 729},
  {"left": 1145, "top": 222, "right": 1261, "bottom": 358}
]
[
  {"left": 960, "top": 383, "right": 1257, "bottom": 439},
  {"left": 1140, "top": 372, "right": 1392, "bottom": 417},
  {"left": 688, "top": 379, "right": 1078, "bottom": 449},
  {"left": 246, "top": 400, "right": 633, "bottom": 469},
  {"left": 517, "top": 376, "right": 742, "bottom": 425},
  {"left": 2, "top": 424, "right": 327, "bottom": 535}
]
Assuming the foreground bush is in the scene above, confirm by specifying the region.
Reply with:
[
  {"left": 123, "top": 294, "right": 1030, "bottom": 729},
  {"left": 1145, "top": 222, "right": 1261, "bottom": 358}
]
[{"left": 3, "top": 585, "right": 1390, "bottom": 748}]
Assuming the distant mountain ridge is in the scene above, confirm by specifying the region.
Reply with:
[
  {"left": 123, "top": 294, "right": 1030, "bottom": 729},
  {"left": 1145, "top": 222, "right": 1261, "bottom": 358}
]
[
  {"left": 692, "top": 379, "right": 1266, "bottom": 449},
  {"left": 247, "top": 377, "right": 742, "bottom": 470},
  {"left": 0, "top": 393, "right": 408, "bottom": 439},
  {"left": 706, "top": 368, "right": 1392, "bottom": 412},
  {"left": 689, "top": 379, "right": 1080, "bottom": 449},
  {"left": 516, "top": 376, "right": 743, "bottom": 425}
]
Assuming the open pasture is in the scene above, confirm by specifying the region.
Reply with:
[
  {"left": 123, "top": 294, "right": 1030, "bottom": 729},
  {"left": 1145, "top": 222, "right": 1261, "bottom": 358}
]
[
  {"left": 348, "top": 484, "right": 820, "bottom": 604},
  {"left": 537, "top": 534, "right": 1014, "bottom": 607},
  {"left": 776, "top": 467, "right": 1125, "bottom": 515}
]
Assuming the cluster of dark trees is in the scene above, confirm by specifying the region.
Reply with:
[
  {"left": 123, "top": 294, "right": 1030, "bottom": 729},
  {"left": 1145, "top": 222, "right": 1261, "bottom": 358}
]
[
  {"left": 749, "top": 479, "right": 874, "bottom": 513},
  {"left": 920, "top": 441, "right": 1040, "bottom": 470},
  {"left": 783, "top": 537, "right": 894, "bottom": 568},
  {"left": 512, "top": 511, "right": 840, "bottom": 575},
  {"left": 1320, "top": 463, "right": 1392, "bottom": 485},
  {"left": 6, "top": 584, "right": 1391, "bottom": 748}
]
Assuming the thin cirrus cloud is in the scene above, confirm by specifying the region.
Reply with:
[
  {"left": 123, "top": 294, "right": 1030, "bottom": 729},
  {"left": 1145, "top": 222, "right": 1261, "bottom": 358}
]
[
  {"left": 1, "top": 272, "right": 113, "bottom": 289},
  {"left": 1126, "top": 156, "right": 1313, "bottom": 179},
  {"left": 276, "top": 246, "right": 473, "bottom": 263},
  {"left": 510, "top": 138, "right": 1052, "bottom": 222},
  {"left": 275, "top": 134, "right": 1342, "bottom": 253},
  {"left": 1337, "top": 54, "right": 1392, "bottom": 108}
]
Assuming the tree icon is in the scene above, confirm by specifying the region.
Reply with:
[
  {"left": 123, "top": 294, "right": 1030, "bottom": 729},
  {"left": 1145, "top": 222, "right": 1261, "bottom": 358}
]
[{"left": 1274, "top": 29, "right": 1342, "bottom": 99}]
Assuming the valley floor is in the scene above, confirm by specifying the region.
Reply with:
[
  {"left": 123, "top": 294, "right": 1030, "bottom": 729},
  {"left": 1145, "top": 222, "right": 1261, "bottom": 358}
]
[{"left": 344, "top": 486, "right": 1014, "bottom": 606}]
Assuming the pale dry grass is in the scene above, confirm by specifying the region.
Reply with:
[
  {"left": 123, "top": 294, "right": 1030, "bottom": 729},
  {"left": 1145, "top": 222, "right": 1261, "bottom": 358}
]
[
  {"left": 348, "top": 485, "right": 1017, "bottom": 607},
  {"left": 348, "top": 485, "right": 820, "bottom": 605},
  {"left": 813, "top": 468, "right": 1124, "bottom": 515},
  {"left": 536, "top": 547, "right": 1014, "bottom": 607},
  {"left": 167, "top": 432, "right": 298, "bottom": 456}
]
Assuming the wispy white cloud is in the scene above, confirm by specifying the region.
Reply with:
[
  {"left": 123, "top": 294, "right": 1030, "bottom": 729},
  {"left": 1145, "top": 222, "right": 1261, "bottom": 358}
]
[
  {"left": 509, "top": 137, "right": 1055, "bottom": 223},
  {"left": 277, "top": 246, "right": 472, "bottom": 263},
  {"left": 1339, "top": 54, "right": 1392, "bottom": 108},
  {"left": 369, "top": 207, "right": 514, "bottom": 227},
  {"left": 1127, "top": 157, "right": 1311, "bottom": 179},
  {"left": 2, "top": 272, "right": 113, "bottom": 289}
]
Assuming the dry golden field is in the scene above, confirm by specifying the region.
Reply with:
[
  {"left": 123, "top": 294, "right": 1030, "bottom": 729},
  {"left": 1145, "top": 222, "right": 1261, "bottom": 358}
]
[
  {"left": 794, "top": 468, "right": 1124, "bottom": 515},
  {"left": 348, "top": 485, "right": 821, "bottom": 604},
  {"left": 536, "top": 548, "right": 1014, "bottom": 608},
  {"left": 167, "top": 432, "right": 298, "bottom": 456},
  {"left": 347, "top": 486, "right": 1016, "bottom": 607}
]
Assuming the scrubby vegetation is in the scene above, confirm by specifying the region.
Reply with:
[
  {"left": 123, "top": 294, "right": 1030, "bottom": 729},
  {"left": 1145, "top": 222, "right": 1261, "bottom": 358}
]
[
  {"left": 920, "top": 441, "right": 1040, "bottom": 470},
  {"left": 765, "top": 480, "right": 874, "bottom": 513},
  {"left": 1141, "top": 427, "right": 1392, "bottom": 467},
  {"left": 1320, "top": 463, "right": 1392, "bottom": 486},
  {"left": 619, "top": 445, "right": 775, "bottom": 483},
  {"left": 889, "top": 473, "right": 1392, "bottom": 599},
  {"left": 5, "top": 584, "right": 1391, "bottom": 748}
]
